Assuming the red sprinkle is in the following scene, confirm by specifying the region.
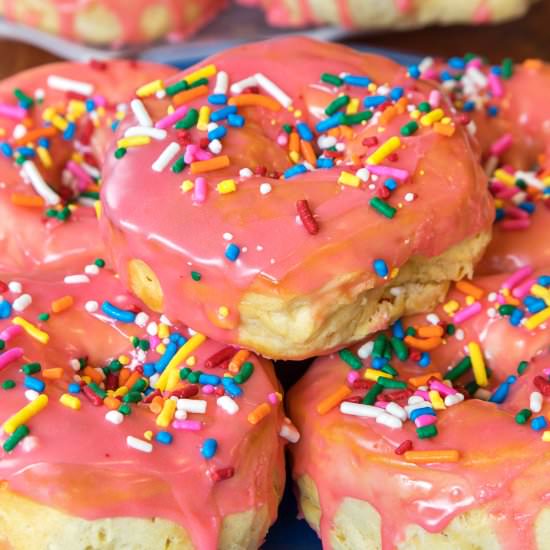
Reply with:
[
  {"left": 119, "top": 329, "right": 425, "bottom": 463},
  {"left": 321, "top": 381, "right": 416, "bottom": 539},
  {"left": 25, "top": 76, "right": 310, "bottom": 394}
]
[
  {"left": 0, "top": 281, "right": 7, "bottom": 293},
  {"left": 296, "top": 199, "right": 319, "bottom": 235},
  {"left": 142, "top": 389, "right": 161, "bottom": 404},
  {"left": 169, "top": 384, "right": 199, "bottom": 399},
  {"left": 211, "top": 466, "right": 235, "bottom": 482},
  {"left": 352, "top": 379, "right": 375, "bottom": 390},
  {"left": 534, "top": 375, "right": 550, "bottom": 397},
  {"left": 362, "top": 136, "right": 379, "bottom": 147},
  {"left": 89, "top": 59, "right": 107, "bottom": 70},
  {"left": 395, "top": 439, "right": 413, "bottom": 455},
  {"left": 204, "top": 347, "right": 236, "bottom": 369},
  {"left": 82, "top": 385, "right": 103, "bottom": 406}
]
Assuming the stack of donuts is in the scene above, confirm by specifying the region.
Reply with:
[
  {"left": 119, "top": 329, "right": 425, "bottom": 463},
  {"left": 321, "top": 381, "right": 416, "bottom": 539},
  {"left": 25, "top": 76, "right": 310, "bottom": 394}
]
[{"left": 0, "top": 36, "right": 548, "bottom": 549}]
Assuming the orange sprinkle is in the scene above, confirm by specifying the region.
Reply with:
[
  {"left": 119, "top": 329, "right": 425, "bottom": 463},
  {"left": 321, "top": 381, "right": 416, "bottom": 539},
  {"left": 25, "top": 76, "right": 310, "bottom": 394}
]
[
  {"left": 416, "top": 325, "right": 444, "bottom": 338},
  {"left": 289, "top": 131, "right": 300, "bottom": 153},
  {"left": 339, "top": 125, "right": 353, "bottom": 139},
  {"left": 14, "top": 126, "right": 57, "bottom": 146},
  {"left": 455, "top": 280, "right": 485, "bottom": 300},
  {"left": 103, "top": 396, "right": 121, "bottom": 410},
  {"left": 433, "top": 122, "right": 455, "bottom": 136},
  {"left": 83, "top": 366, "right": 104, "bottom": 385},
  {"left": 149, "top": 396, "right": 165, "bottom": 415},
  {"left": 123, "top": 370, "right": 142, "bottom": 389},
  {"left": 504, "top": 295, "right": 521, "bottom": 307},
  {"left": 228, "top": 349, "right": 250, "bottom": 374},
  {"left": 172, "top": 85, "right": 209, "bottom": 107},
  {"left": 300, "top": 139, "right": 317, "bottom": 165},
  {"left": 228, "top": 94, "right": 280, "bottom": 111},
  {"left": 395, "top": 97, "right": 408, "bottom": 114},
  {"left": 327, "top": 127, "right": 340, "bottom": 138},
  {"left": 118, "top": 367, "right": 131, "bottom": 387},
  {"left": 10, "top": 194, "right": 45, "bottom": 208},
  {"left": 51, "top": 295, "right": 74, "bottom": 314},
  {"left": 248, "top": 402, "right": 271, "bottom": 424},
  {"left": 404, "top": 449, "right": 460, "bottom": 463},
  {"left": 523, "top": 59, "right": 543, "bottom": 70},
  {"left": 404, "top": 335, "right": 442, "bottom": 351},
  {"left": 408, "top": 372, "right": 443, "bottom": 387},
  {"left": 380, "top": 105, "right": 397, "bottom": 125},
  {"left": 190, "top": 155, "right": 230, "bottom": 174},
  {"left": 42, "top": 367, "right": 63, "bottom": 380},
  {"left": 317, "top": 385, "right": 352, "bottom": 415}
]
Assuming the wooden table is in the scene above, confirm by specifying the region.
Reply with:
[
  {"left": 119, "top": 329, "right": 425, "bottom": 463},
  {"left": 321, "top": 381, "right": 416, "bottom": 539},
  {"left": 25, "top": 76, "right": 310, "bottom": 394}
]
[{"left": 0, "top": 0, "right": 548, "bottom": 78}]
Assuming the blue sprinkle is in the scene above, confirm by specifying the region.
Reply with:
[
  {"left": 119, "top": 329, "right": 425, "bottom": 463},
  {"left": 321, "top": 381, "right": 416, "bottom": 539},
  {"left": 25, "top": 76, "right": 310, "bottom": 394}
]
[
  {"left": 448, "top": 57, "right": 466, "bottom": 70},
  {"left": 85, "top": 99, "right": 96, "bottom": 112},
  {"left": 210, "top": 105, "right": 237, "bottom": 122},
  {"left": 372, "top": 356, "right": 387, "bottom": 370},
  {"left": 488, "top": 375, "right": 516, "bottom": 403},
  {"left": 316, "top": 157, "right": 334, "bottom": 169},
  {"left": 208, "top": 93, "right": 228, "bottom": 105},
  {"left": 225, "top": 243, "right": 241, "bottom": 262},
  {"left": 201, "top": 438, "right": 218, "bottom": 459},
  {"left": 0, "top": 300, "right": 12, "bottom": 319},
  {"left": 68, "top": 383, "right": 81, "bottom": 394},
  {"left": 227, "top": 113, "right": 245, "bottom": 128},
  {"left": 177, "top": 335, "right": 187, "bottom": 347},
  {"left": 408, "top": 65, "right": 421, "bottom": 79},
  {"left": 208, "top": 125, "right": 227, "bottom": 141},
  {"left": 384, "top": 178, "right": 397, "bottom": 191},
  {"left": 199, "top": 374, "right": 221, "bottom": 386},
  {"left": 283, "top": 164, "right": 307, "bottom": 179},
  {"left": 409, "top": 407, "right": 435, "bottom": 421},
  {"left": 418, "top": 352, "right": 431, "bottom": 367},
  {"left": 364, "top": 95, "right": 386, "bottom": 108},
  {"left": 531, "top": 416, "right": 548, "bottom": 431},
  {"left": 495, "top": 208, "right": 505, "bottom": 222},
  {"left": 462, "top": 100, "right": 476, "bottom": 112},
  {"left": 144, "top": 387, "right": 154, "bottom": 396},
  {"left": 0, "top": 142, "right": 13, "bottom": 158},
  {"left": 169, "top": 332, "right": 184, "bottom": 343},
  {"left": 24, "top": 376, "right": 45, "bottom": 393},
  {"left": 510, "top": 308, "right": 525, "bottom": 326},
  {"left": 222, "top": 378, "right": 242, "bottom": 397},
  {"left": 526, "top": 298, "right": 546, "bottom": 314},
  {"left": 155, "top": 342, "right": 178, "bottom": 373},
  {"left": 487, "top": 105, "right": 499, "bottom": 117},
  {"left": 111, "top": 120, "right": 119, "bottom": 131},
  {"left": 315, "top": 112, "right": 344, "bottom": 133},
  {"left": 390, "top": 87, "right": 404, "bottom": 101},
  {"left": 490, "top": 66, "right": 502, "bottom": 75},
  {"left": 63, "top": 122, "right": 76, "bottom": 140},
  {"left": 343, "top": 75, "right": 371, "bottom": 87},
  {"left": 538, "top": 275, "right": 550, "bottom": 286},
  {"left": 439, "top": 70, "right": 453, "bottom": 82},
  {"left": 518, "top": 202, "right": 535, "bottom": 214},
  {"left": 37, "top": 137, "right": 50, "bottom": 148},
  {"left": 373, "top": 259, "right": 388, "bottom": 277},
  {"left": 391, "top": 319, "right": 404, "bottom": 339},
  {"left": 143, "top": 363, "right": 156, "bottom": 377},
  {"left": 18, "top": 98, "right": 32, "bottom": 109},
  {"left": 16, "top": 146, "right": 36, "bottom": 158},
  {"left": 544, "top": 188, "right": 550, "bottom": 196},
  {"left": 100, "top": 301, "right": 136, "bottom": 323},
  {"left": 296, "top": 122, "right": 314, "bottom": 141},
  {"left": 156, "top": 431, "right": 173, "bottom": 445}
]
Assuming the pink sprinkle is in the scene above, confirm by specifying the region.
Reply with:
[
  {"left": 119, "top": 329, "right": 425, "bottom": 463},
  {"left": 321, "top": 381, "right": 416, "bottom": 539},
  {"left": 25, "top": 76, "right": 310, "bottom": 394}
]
[
  {"left": 0, "top": 347, "right": 23, "bottom": 370},
  {"left": 489, "top": 133, "right": 513, "bottom": 156},
  {"left": 466, "top": 58, "right": 483, "bottom": 70},
  {"left": 184, "top": 144, "right": 197, "bottom": 164},
  {"left": 414, "top": 389, "right": 430, "bottom": 400},
  {"left": 512, "top": 278, "right": 537, "bottom": 299},
  {"left": 172, "top": 419, "right": 202, "bottom": 431},
  {"left": 493, "top": 187, "right": 519, "bottom": 200},
  {"left": 92, "top": 94, "right": 107, "bottom": 108},
  {"left": 193, "top": 177, "right": 207, "bottom": 203},
  {"left": 150, "top": 336, "right": 160, "bottom": 348},
  {"left": 0, "top": 325, "right": 22, "bottom": 342},
  {"left": 453, "top": 301, "right": 482, "bottom": 324},
  {"left": 0, "top": 103, "right": 27, "bottom": 121},
  {"left": 428, "top": 90, "right": 441, "bottom": 108},
  {"left": 543, "top": 368, "right": 550, "bottom": 377},
  {"left": 429, "top": 379, "right": 458, "bottom": 396},
  {"left": 367, "top": 164, "right": 409, "bottom": 181},
  {"left": 496, "top": 293, "right": 507, "bottom": 305},
  {"left": 506, "top": 206, "right": 529, "bottom": 220},
  {"left": 374, "top": 400, "right": 388, "bottom": 409},
  {"left": 194, "top": 148, "right": 212, "bottom": 161},
  {"left": 277, "top": 132, "right": 288, "bottom": 146},
  {"left": 155, "top": 105, "right": 189, "bottom": 129},
  {"left": 500, "top": 219, "right": 530, "bottom": 230},
  {"left": 396, "top": 0, "right": 413, "bottom": 12},
  {"left": 347, "top": 371, "right": 360, "bottom": 384},
  {"left": 415, "top": 414, "right": 437, "bottom": 427},
  {"left": 67, "top": 160, "right": 93, "bottom": 191},
  {"left": 422, "top": 68, "right": 438, "bottom": 80},
  {"left": 503, "top": 266, "right": 533, "bottom": 290},
  {"left": 202, "top": 384, "right": 215, "bottom": 394},
  {"left": 488, "top": 72, "right": 504, "bottom": 98},
  {"left": 268, "top": 392, "right": 280, "bottom": 405}
]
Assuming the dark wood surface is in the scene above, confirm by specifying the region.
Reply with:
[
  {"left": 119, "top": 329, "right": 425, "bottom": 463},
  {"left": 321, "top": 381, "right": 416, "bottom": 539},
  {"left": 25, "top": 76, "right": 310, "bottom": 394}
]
[{"left": 0, "top": 0, "right": 548, "bottom": 78}]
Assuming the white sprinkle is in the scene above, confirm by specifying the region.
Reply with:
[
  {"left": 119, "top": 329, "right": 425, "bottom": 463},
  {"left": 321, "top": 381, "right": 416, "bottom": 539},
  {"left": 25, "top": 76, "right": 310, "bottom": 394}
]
[
  {"left": 177, "top": 398, "right": 207, "bottom": 414},
  {"left": 149, "top": 373, "right": 160, "bottom": 387},
  {"left": 260, "top": 183, "right": 272, "bottom": 195},
  {"left": 376, "top": 412, "right": 403, "bottom": 429},
  {"left": 47, "top": 75, "right": 94, "bottom": 96},
  {"left": 22, "top": 160, "right": 60, "bottom": 205},
  {"left": 152, "top": 142, "right": 180, "bottom": 172},
  {"left": 404, "top": 192, "right": 415, "bottom": 202},
  {"left": 488, "top": 292, "right": 497, "bottom": 302},
  {"left": 230, "top": 75, "right": 258, "bottom": 95},
  {"left": 455, "top": 329, "right": 465, "bottom": 341},
  {"left": 160, "top": 315, "right": 172, "bottom": 326},
  {"left": 356, "top": 168, "right": 370, "bottom": 182},
  {"left": 207, "top": 122, "right": 218, "bottom": 132},
  {"left": 135, "top": 312, "right": 149, "bottom": 328},
  {"left": 279, "top": 419, "right": 300, "bottom": 443},
  {"left": 223, "top": 232, "right": 233, "bottom": 241},
  {"left": 340, "top": 401, "right": 382, "bottom": 418},
  {"left": 130, "top": 98, "right": 153, "bottom": 127},
  {"left": 465, "top": 66, "right": 488, "bottom": 88},
  {"left": 217, "top": 395, "right": 239, "bottom": 415},
  {"left": 389, "top": 287, "right": 403, "bottom": 297},
  {"left": 85, "top": 300, "right": 99, "bottom": 313},
  {"left": 256, "top": 245, "right": 263, "bottom": 251},
  {"left": 255, "top": 73, "right": 292, "bottom": 108},
  {"left": 124, "top": 126, "right": 167, "bottom": 140},
  {"left": 34, "top": 88, "right": 45, "bottom": 101},
  {"left": 64, "top": 275, "right": 90, "bottom": 284},
  {"left": 12, "top": 294, "right": 32, "bottom": 312},
  {"left": 162, "top": 337, "right": 170, "bottom": 345},
  {"left": 418, "top": 56, "right": 434, "bottom": 72},
  {"left": 21, "top": 435, "right": 38, "bottom": 452},
  {"left": 317, "top": 135, "right": 337, "bottom": 149},
  {"left": 487, "top": 307, "right": 497, "bottom": 318},
  {"left": 8, "top": 281, "right": 22, "bottom": 294},
  {"left": 515, "top": 170, "right": 544, "bottom": 190},
  {"left": 357, "top": 340, "right": 374, "bottom": 359},
  {"left": 385, "top": 402, "right": 407, "bottom": 421},
  {"left": 444, "top": 393, "right": 464, "bottom": 407},
  {"left": 84, "top": 264, "right": 100, "bottom": 276},
  {"left": 426, "top": 313, "right": 440, "bottom": 325},
  {"left": 335, "top": 142, "right": 345, "bottom": 152},
  {"left": 530, "top": 391, "right": 543, "bottom": 413},
  {"left": 127, "top": 436, "right": 153, "bottom": 453},
  {"left": 208, "top": 139, "right": 222, "bottom": 155},
  {"left": 239, "top": 168, "right": 253, "bottom": 178},
  {"left": 25, "top": 389, "right": 39, "bottom": 401},
  {"left": 69, "top": 359, "right": 81, "bottom": 371},
  {"left": 13, "top": 124, "right": 26, "bottom": 140},
  {"left": 214, "top": 70, "right": 229, "bottom": 94},
  {"left": 146, "top": 322, "right": 158, "bottom": 336},
  {"left": 175, "top": 409, "right": 188, "bottom": 420},
  {"left": 106, "top": 410, "right": 124, "bottom": 425},
  {"left": 155, "top": 89, "right": 167, "bottom": 99}
]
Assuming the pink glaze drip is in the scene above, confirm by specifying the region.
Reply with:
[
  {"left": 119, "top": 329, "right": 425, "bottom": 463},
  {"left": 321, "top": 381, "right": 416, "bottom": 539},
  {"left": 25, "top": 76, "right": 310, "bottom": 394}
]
[
  {"left": 100, "top": 37, "right": 493, "bottom": 356},
  {"left": 0, "top": 267, "right": 286, "bottom": 549},
  {"left": 289, "top": 268, "right": 550, "bottom": 550}
]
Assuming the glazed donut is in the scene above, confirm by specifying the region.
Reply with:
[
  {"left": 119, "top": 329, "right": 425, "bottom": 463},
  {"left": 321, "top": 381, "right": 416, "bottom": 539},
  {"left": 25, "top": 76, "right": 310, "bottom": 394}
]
[
  {"left": 0, "top": 264, "right": 289, "bottom": 549},
  {"left": 239, "top": 0, "right": 537, "bottom": 29},
  {"left": 100, "top": 37, "right": 493, "bottom": 360},
  {"left": 0, "top": 59, "right": 177, "bottom": 274},
  {"left": 0, "top": 0, "right": 226, "bottom": 48},
  {"left": 288, "top": 267, "right": 550, "bottom": 549}
]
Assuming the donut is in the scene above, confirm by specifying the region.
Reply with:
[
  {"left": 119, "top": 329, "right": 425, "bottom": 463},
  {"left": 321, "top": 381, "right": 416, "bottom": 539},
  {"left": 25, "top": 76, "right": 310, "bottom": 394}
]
[
  {"left": 420, "top": 56, "right": 550, "bottom": 274},
  {"left": 238, "top": 0, "right": 537, "bottom": 30},
  {"left": 0, "top": 0, "right": 227, "bottom": 48},
  {"left": 288, "top": 266, "right": 550, "bottom": 549},
  {"left": 99, "top": 37, "right": 494, "bottom": 360},
  {"left": 0, "top": 59, "right": 178, "bottom": 273},
  {"left": 0, "top": 264, "right": 289, "bottom": 549}
]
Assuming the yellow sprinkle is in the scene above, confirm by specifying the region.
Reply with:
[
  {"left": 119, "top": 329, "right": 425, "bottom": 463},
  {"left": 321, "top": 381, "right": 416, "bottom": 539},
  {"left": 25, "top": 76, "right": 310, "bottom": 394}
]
[
  {"left": 410, "top": 110, "right": 421, "bottom": 120},
  {"left": 468, "top": 342, "right": 488, "bottom": 386},
  {"left": 420, "top": 108, "right": 444, "bottom": 126},
  {"left": 167, "top": 105, "right": 175, "bottom": 115},
  {"left": 12, "top": 317, "right": 49, "bottom": 344},
  {"left": 117, "top": 136, "right": 151, "bottom": 148},
  {"left": 156, "top": 398, "right": 177, "bottom": 428},
  {"left": 429, "top": 390, "right": 446, "bottom": 410},
  {"left": 367, "top": 136, "right": 401, "bottom": 165},
  {"left": 218, "top": 306, "right": 229, "bottom": 318},
  {"left": 42, "top": 107, "right": 56, "bottom": 122},
  {"left": 443, "top": 300, "right": 460, "bottom": 315},
  {"left": 185, "top": 64, "right": 216, "bottom": 85},
  {"left": 181, "top": 180, "right": 194, "bottom": 193},
  {"left": 94, "top": 200, "right": 102, "bottom": 219},
  {"left": 115, "top": 110, "right": 126, "bottom": 121},
  {"left": 97, "top": 106, "right": 106, "bottom": 118},
  {"left": 185, "top": 356, "right": 196, "bottom": 367},
  {"left": 158, "top": 323, "right": 170, "bottom": 339},
  {"left": 136, "top": 79, "right": 164, "bottom": 98},
  {"left": 289, "top": 151, "right": 300, "bottom": 164},
  {"left": 390, "top": 267, "right": 399, "bottom": 279},
  {"left": 37, "top": 146, "right": 52, "bottom": 168},
  {"left": 524, "top": 307, "right": 550, "bottom": 330},
  {"left": 165, "top": 368, "right": 180, "bottom": 392},
  {"left": 441, "top": 116, "right": 452, "bottom": 124},
  {"left": 156, "top": 343, "right": 166, "bottom": 355},
  {"left": 530, "top": 284, "right": 550, "bottom": 304},
  {"left": 114, "top": 386, "right": 129, "bottom": 398},
  {"left": 494, "top": 169, "right": 516, "bottom": 186},
  {"left": 346, "top": 97, "right": 360, "bottom": 115},
  {"left": 51, "top": 114, "right": 68, "bottom": 132},
  {"left": 67, "top": 99, "right": 86, "bottom": 118},
  {"left": 465, "top": 295, "right": 475, "bottom": 306},
  {"left": 364, "top": 368, "right": 393, "bottom": 382},
  {"left": 80, "top": 375, "right": 91, "bottom": 384},
  {"left": 59, "top": 394, "right": 81, "bottom": 411},
  {"left": 118, "top": 355, "right": 130, "bottom": 366},
  {"left": 542, "top": 431, "right": 550, "bottom": 442},
  {"left": 217, "top": 179, "right": 237, "bottom": 194},
  {"left": 144, "top": 430, "right": 154, "bottom": 441},
  {"left": 197, "top": 106, "right": 211, "bottom": 131},
  {"left": 367, "top": 83, "right": 377, "bottom": 92},
  {"left": 338, "top": 171, "right": 360, "bottom": 187},
  {"left": 3, "top": 394, "right": 48, "bottom": 434}
]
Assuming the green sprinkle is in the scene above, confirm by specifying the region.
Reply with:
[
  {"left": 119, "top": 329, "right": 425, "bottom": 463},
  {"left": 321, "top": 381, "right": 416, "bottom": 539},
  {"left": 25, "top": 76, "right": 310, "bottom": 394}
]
[
  {"left": 38, "top": 313, "right": 49, "bottom": 321},
  {"left": 166, "top": 80, "right": 189, "bottom": 96},
  {"left": 416, "top": 424, "right": 438, "bottom": 439},
  {"left": 14, "top": 88, "right": 33, "bottom": 108},
  {"left": 179, "top": 367, "right": 191, "bottom": 380},
  {"left": 3, "top": 425, "right": 30, "bottom": 452},
  {"left": 338, "top": 349, "right": 363, "bottom": 370},
  {"left": 517, "top": 360, "right": 529, "bottom": 375},
  {"left": 444, "top": 356, "right": 471, "bottom": 381},
  {"left": 108, "top": 359, "right": 122, "bottom": 372},
  {"left": 282, "top": 124, "right": 293, "bottom": 134},
  {"left": 15, "top": 155, "right": 25, "bottom": 166},
  {"left": 188, "top": 77, "right": 209, "bottom": 89},
  {"left": 234, "top": 362, "right": 254, "bottom": 384},
  {"left": 138, "top": 339, "right": 150, "bottom": 351},
  {"left": 400, "top": 121, "right": 418, "bottom": 136},
  {"left": 515, "top": 408, "right": 532, "bottom": 424},
  {"left": 362, "top": 383, "right": 383, "bottom": 405},
  {"left": 94, "top": 258, "right": 106, "bottom": 268},
  {"left": 446, "top": 323, "right": 456, "bottom": 335},
  {"left": 498, "top": 304, "right": 515, "bottom": 316},
  {"left": 342, "top": 111, "right": 373, "bottom": 125},
  {"left": 321, "top": 73, "right": 343, "bottom": 86},
  {"left": 130, "top": 378, "right": 148, "bottom": 393},
  {"left": 373, "top": 334, "right": 388, "bottom": 358},
  {"left": 390, "top": 337, "right": 409, "bottom": 361},
  {"left": 131, "top": 336, "right": 140, "bottom": 347},
  {"left": 78, "top": 357, "right": 88, "bottom": 369},
  {"left": 381, "top": 364, "right": 398, "bottom": 376},
  {"left": 377, "top": 377, "right": 407, "bottom": 389},
  {"left": 123, "top": 391, "right": 142, "bottom": 403},
  {"left": 88, "top": 382, "right": 107, "bottom": 399},
  {"left": 188, "top": 370, "right": 202, "bottom": 384},
  {"left": 172, "top": 156, "right": 186, "bottom": 174},
  {"left": 465, "top": 380, "right": 479, "bottom": 396},
  {"left": 369, "top": 197, "right": 396, "bottom": 219},
  {"left": 325, "top": 95, "right": 350, "bottom": 116},
  {"left": 418, "top": 101, "right": 431, "bottom": 113},
  {"left": 2, "top": 379, "right": 15, "bottom": 390},
  {"left": 383, "top": 347, "right": 393, "bottom": 361},
  {"left": 501, "top": 58, "right": 513, "bottom": 80},
  {"left": 22, "top": 362, "right": 41, "bottom": 375},
  {"left": 464, "top": 53, "right": 477, "bottom": 62},
  {"left": 191, "top": 271, "right": 202, "bottom": 282},
  {"left": 119, "top": 404, "right": 132, "bottom": 416},
  {"left": 0, "top": 339, "right": 5, "bottom": 351},
  {"left": 114, "top": 147, "right": 127, "bottom": 159},
  {"left": 515, "top": 178, "right": 527, "bottom": 190},
  {"left": 175, "top": 108, "right": 199, "bottom": 130},
  {"left": 405, "top": 326, "right": 416, "bottom": 337}
]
